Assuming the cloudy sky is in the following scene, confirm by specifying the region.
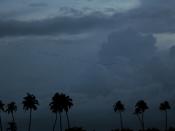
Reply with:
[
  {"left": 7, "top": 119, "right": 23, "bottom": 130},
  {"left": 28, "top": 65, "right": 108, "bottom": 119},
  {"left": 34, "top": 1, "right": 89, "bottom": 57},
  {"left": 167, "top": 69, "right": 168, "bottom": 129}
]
[{"left": 1, "top": 0, "right": 175, "bottom": 130}]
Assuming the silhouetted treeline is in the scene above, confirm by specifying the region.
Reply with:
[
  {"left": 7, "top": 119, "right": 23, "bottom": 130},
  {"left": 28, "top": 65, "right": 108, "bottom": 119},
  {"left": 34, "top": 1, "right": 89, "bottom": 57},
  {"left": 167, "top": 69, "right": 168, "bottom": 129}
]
[
  {"left": 113, "top": 100, "right": 171, "bottom": 131},
  {"left": 0, "top": 92, "right": 73, "bottom": 131},
  {"left": 0, "top": 93, "right": 174, "bottom": 131},
  {"left": 112, "top": 127, "right": 175, "bottom": 131}
]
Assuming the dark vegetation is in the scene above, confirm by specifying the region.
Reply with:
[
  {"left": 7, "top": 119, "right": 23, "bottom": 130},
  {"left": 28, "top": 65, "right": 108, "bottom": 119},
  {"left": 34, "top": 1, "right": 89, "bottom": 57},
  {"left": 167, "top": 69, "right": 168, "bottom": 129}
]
[{"left": 0, "top": 93, "right": 174, "bottom": 131}]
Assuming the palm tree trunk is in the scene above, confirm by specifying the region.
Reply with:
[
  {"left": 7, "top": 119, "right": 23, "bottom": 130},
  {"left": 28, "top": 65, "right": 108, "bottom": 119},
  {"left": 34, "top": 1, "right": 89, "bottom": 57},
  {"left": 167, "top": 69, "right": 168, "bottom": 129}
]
[
  {"left": 141, "top": 113, "right": 144, "bottom": 131},
  {"left": 66, "top": 112, "right": 70, "bottom": 129},
  {"left": 59, "top": 112, "right": 62, "bottom": 131},
  {"left": 0, "top": 112, "right": 3, "bottom": 131},
  {"left": 53, "top": 113, "right": 57, "bottom": 131},
  {"left": 119, "top": 112, "right": 123, "bottom": 130},
  {"left": 11, "top": 112, "right": 15, "bottom": 122},
  {"left": 0, "top": 117, "right": 2, "bottom": 131},
  {"left": 136, "top": 115, "right": 142, "bottom": 130},
  {"left": 28, "top": 109, "right": 32, "bottom": 131},
  {"left": 165, "top": 110, "right": 168, "bottom": 131}
]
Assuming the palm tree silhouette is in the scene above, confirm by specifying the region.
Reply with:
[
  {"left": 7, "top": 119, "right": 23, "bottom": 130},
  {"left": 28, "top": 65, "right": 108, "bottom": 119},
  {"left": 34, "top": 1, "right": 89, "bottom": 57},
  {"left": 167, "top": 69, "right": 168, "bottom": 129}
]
[
  {"left": 65, "top": 127, "right": 86, "bottom": 131},
  {"left": 5, "top": 102, "right": 17, "bottom": 123},
  {"left": 0, "top": 100, "right": 5, "bottom": 131},
  {"left": 7, "top": 122, "right": 17, "bottom": 131},
  {"left": 134, "top": 100, "right": 148, "bottom": 131},
  {"left": 62, "top": 94, "right": 73, "bottom": 129},
  {"left": 22, "top": 93, "right": 39, "bottom": 131},
  {"left": 134, "top": 107, "right": 142, "bottom": 130},
  {"left": 49, "top": 93, "right": 64, "bottom": 131},
  {"left": 159, "top": 101, "right": 171, "bottom": 131},
  {"left": 113, "top": 100, "right": 125, "bottom": 130}
]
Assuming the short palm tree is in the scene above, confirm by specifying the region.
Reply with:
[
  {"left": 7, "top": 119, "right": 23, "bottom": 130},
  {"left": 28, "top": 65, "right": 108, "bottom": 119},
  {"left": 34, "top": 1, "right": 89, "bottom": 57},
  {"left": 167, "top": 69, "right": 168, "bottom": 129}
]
[
  {"left": 159, "top": 101, "right": 171, "bottom": 131},
  {"left": 5, "top": 102, "right": 17, "bottom": 123},
  {"left": 22, "top": 93, "right": 39, "bottom": 131},
  {"left": 134, "top": 100, "right": 148, "bottom": 131},
  {"left": 113, "top": 100, "right": 125, "bottom": 129},
  {"left": 0, "top": 100, "right": 5, "bottom": 131},
  {"left": 49, "top": 93, "right": 64, "bottom": 131},
  {"left": 62, "top": 94, "right": 73, "bottom": 129}
]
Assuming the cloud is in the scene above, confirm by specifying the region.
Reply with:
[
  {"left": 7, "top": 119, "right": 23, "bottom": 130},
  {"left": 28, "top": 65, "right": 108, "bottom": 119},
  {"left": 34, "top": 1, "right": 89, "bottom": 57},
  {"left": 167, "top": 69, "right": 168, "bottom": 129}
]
[
  {"left": 0, "top": 13, "right": 113, "bottom": 37},
  {"left": 73, "top": 28, "right": 175, "bottom": 106},
  {"left": 120, "top": 0, "right": 175, "bottom": 33},
  {"left": 0, "top": 0, "right": 175, "bottom": 37},
  {"left": 58, "top": 7, "right": 83, "bottom": 16},
  {"left": 29, "top": 2, "right": 48, "bottom": 8},
  {"left": 73, "top": 29, "right": 156, "bottom": 95},
  {"left": 99, "top": 29, "right": 156, "bottom": 65}
]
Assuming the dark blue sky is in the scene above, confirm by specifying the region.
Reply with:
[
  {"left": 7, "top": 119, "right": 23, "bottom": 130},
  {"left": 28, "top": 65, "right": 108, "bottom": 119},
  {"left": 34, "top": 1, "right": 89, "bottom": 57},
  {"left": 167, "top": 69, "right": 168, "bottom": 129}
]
[{"left": 1, "top": 0, "right": 175, "bottom": 130}]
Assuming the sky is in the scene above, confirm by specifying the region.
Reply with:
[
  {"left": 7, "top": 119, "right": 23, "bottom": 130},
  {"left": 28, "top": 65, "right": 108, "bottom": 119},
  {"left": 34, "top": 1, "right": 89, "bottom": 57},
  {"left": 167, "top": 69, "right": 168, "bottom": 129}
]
[{"left": 1, "top": 0, "right": 175, "bottom": 130}]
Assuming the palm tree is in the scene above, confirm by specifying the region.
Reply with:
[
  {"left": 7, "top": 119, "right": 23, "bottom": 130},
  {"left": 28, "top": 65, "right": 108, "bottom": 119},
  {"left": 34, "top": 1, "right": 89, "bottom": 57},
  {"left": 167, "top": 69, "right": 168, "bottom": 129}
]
[
  {"left": 159, "top": 101, "right": 171, "bottom": 131},
  {"left": 5, "top": 102, "right": 17, "bottom": 123},
  {"left": 134, "top": 107, "right": 142, "bottom": 130},
  {"left": 113, "top": 100, "right": 125, "bottom": 129},
  {"left": 7, "top": 122, "right": 17, "bottom": 131},
  {"left": 134, "top": 100, "right": 148, "bottom": 131},
  {"left": 49, "top": 93, "right": 64, "bottom": 131},
  {"left": 0, "top": 100, "right": 5, "bottom": 131},
  {"left": 22, "top": 93, "right": 39, "bottom": 131},
  {"left": 62, "top": 94, "right": 73, "bottom": 129},
  {"left": 65, "top": 127, "right": 86, "bottom": 131}
]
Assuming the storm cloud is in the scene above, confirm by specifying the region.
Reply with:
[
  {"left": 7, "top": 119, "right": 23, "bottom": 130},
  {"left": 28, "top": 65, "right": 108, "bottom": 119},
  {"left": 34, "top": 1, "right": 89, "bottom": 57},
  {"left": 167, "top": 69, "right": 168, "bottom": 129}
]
[
  {"left": 0, "top": 0, "right": 175, "bottom": 38},
  {"left": 0, "top": 14, "right": 113, "bottom": 37},
  {"left": 1, "top": 0, "right": 175, "bottom": 130}
]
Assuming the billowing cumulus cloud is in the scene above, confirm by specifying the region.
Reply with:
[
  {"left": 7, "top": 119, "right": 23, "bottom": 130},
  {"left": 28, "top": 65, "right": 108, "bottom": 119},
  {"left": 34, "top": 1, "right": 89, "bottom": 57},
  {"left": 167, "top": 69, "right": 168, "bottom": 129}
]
[
  {"left": 74, "top": 29, "right": 156, "bottom": 96},
  {"left": 99, "top": 29, "right": 156, "bottom": 64}
]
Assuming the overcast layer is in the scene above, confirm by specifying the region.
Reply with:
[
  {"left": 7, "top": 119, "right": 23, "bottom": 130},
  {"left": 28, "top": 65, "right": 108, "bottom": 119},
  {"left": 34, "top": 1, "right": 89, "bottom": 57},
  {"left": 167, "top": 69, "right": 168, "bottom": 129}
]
[{"left": 1, "top": 0, "right": 175, "bottom": 131}]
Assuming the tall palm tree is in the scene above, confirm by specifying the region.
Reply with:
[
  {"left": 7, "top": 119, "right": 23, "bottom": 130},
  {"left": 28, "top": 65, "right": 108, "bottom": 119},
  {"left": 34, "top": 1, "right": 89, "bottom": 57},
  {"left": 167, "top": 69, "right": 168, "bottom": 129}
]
[
  {"left": 113, "top": 100, "right": 125, "bottom": 130},
  {"left": 22, "top": 93, "right": 39, "bottom": 131},
  {"left": 159, "top": 101, "right": 171, "bottom": 131},
  {"left": 134, "top": 107, "right": 142, "bottom": 130},
  {"left": 134, "top": 100, "right": 148, "bottom": 131},
  {"left": 62, "top": 94, "right": 73, "bottom": 129},
  {"left": 7, "top": 122, "right": 17, "bottom": 131},
  {"left": 49, "top": 93, "right": 64, "bottom": 131},
  {"left": 0, "top": 100, "right": 5, "bottom": 131},
  {"left": 5, "top": 102, "right": 17, "bottom": 123}
]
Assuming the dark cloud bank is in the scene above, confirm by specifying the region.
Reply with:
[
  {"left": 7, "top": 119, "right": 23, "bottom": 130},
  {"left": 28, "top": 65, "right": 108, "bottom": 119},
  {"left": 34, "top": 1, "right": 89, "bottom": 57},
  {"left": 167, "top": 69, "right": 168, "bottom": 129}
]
[
  {"left": 1, "top": 0, "right": 175, "bottom": 37},
  {"left": 1, "top": 0, "right": 175, "bottom": 131}
]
